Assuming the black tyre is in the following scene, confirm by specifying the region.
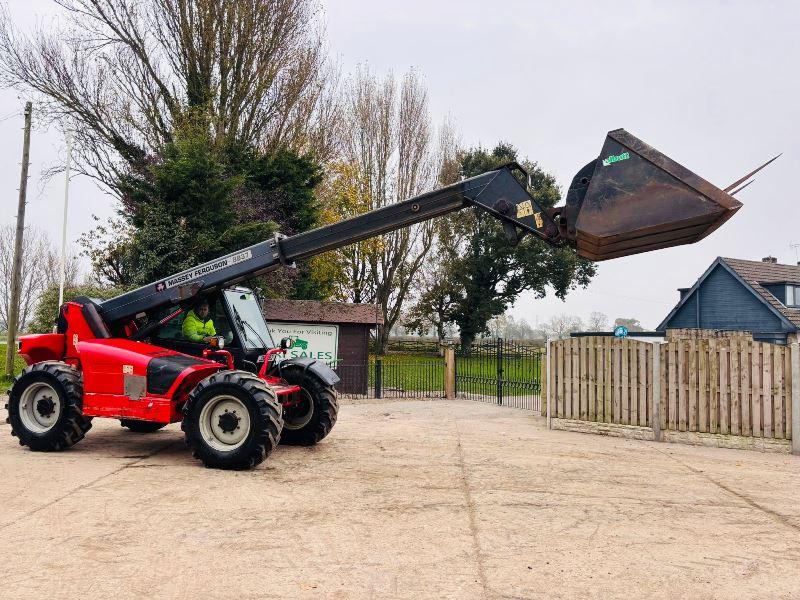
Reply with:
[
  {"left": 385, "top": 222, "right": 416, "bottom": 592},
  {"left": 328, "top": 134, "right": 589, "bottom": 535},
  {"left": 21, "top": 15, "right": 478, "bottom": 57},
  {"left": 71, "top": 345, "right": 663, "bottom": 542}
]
[
  {"left": 182, "top": 370, "right": 283, "bottom": 470},
  {"left": 120, "top": 419, "right": 167, "bottom": 433},
  {"left": 279, "top": 367, "right": 338, "bottom": 446},
  {"left": 5, "top": 361, "right": 92, "bottom": 451}
]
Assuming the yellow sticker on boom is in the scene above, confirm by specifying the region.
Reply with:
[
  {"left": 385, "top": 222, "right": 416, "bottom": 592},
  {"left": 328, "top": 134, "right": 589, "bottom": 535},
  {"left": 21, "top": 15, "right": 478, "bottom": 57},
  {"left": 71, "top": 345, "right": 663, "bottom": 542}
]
[
  {"left": 534, "top": 212, "right": 544, "bottom": 228},
  {"left": 516, "top": 200, "right": 534, "bottom": 218}
]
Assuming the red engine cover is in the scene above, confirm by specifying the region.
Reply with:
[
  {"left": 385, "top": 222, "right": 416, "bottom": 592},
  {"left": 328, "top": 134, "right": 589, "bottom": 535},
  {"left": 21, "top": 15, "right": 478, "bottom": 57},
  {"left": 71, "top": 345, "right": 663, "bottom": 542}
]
[{"left": 78, "top": 338, "right": 221, "bottom": 423}]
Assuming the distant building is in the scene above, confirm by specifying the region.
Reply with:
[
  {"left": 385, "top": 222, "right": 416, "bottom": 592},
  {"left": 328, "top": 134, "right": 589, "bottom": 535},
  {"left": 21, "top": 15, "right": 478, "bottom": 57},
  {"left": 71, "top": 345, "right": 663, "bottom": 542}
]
[
  {"left": 261, "top": 299, "right": 382, "bottom": 394},
  {"left": 658, "top": 256, "right": 800, "bottom": 345}
]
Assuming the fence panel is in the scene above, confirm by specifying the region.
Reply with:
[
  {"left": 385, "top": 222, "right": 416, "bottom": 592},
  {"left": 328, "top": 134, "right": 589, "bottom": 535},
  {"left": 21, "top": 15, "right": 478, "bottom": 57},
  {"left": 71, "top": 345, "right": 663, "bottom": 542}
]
[
  {"left": 657, "top": 337, "right": 791, "bottom": 440},
  {"left": 548, "top": 335, "right": 795, "bottom": 442},
  {"left": 550, "top": 336, "right": 654, "bottom": 427}
]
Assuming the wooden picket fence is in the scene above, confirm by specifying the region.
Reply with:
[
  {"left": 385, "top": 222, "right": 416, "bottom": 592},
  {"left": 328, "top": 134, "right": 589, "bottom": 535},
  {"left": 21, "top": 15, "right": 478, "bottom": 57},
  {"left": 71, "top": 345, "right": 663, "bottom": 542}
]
[
  {"left": 547, "top": 337, "right": 655, "bottom": 427},
  {"left": 547, "top": 335, "right": 795, "bottom": 441},
  {"left": 661, "top": 338, "right": 791, "bottom": 438}
]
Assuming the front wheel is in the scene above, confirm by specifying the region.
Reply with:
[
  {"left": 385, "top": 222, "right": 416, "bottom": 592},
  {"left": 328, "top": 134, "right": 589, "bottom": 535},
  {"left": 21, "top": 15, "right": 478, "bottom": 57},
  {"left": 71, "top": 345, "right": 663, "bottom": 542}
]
[
  {"left": 6, "top": 361, "right": 92, "bottom": 451},
  {"left": 279, "top": 368, "right": 338, "bottom": 446},
  {"left": 182, "top": 371, "right": 283, "bottom": 470}
]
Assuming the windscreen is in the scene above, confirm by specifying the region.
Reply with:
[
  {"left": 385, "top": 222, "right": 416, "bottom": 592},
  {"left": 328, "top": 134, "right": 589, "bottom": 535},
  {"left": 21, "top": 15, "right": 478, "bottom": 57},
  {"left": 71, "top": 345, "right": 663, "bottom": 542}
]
[{"left": 224, "top": 289, "right": 275, "bottom": 350}]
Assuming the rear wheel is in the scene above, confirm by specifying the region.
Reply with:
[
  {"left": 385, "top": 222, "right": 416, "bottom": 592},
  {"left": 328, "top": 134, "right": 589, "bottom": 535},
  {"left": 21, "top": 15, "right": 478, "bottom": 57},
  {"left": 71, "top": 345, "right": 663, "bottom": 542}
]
[
  {"left": 182, "top": 371, "right": 283, "bottom": 470},
  {"left": 120, "top": 419, "right": 167, "bottom": 433},
  {"left": 279, "top": 368, "right": 338, "bottom": 446},
  {"left": 6, "top": 362, "right": 92, "bottom": 451}
]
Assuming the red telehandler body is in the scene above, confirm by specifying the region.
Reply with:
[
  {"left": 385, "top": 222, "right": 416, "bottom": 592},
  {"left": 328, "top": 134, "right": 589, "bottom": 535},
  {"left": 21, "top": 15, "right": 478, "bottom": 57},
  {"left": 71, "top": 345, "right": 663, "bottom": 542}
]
[{"left": 5, "top": 130, "right": 763, "bottom": 469}]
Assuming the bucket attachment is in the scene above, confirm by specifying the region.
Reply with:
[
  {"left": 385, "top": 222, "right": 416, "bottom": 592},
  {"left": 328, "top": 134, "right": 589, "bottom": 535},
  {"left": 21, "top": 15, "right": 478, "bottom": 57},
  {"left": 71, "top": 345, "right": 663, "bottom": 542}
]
[{"left": 562, "top": 129, "right": 743, "bottom": 261}]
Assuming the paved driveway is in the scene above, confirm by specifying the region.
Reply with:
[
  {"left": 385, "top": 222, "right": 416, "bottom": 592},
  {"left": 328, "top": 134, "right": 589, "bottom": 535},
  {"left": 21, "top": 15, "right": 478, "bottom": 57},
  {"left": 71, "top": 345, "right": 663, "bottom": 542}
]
[{"left": 1, "top": 399, "right": 799, "bottom": 599}]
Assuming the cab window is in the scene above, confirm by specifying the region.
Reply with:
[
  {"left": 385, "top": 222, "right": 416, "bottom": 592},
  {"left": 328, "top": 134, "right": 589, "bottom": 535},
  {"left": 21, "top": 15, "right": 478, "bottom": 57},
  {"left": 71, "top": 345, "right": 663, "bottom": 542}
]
[{"left": 152, "top": 302, "right": 235, "bottom": 345}]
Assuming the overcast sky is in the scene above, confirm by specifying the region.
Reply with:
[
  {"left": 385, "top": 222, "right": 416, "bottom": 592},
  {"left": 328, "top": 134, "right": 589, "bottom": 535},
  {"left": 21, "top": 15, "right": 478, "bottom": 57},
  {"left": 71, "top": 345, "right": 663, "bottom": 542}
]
[{"left": 1, "top": 0, "right": 797, "bottom": 329}]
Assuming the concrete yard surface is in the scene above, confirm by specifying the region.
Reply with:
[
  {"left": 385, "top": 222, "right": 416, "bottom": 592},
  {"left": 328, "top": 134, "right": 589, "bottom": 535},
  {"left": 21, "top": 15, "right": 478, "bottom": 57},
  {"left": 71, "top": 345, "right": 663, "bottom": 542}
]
[{"left": 1, "top": 399, "right": 799, "bottom": 599}]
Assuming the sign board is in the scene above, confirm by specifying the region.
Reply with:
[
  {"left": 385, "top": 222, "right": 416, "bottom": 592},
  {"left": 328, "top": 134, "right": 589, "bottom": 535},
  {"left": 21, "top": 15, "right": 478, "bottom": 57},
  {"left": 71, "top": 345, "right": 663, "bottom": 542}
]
[
  {"left": 613, "top": 325, "right": 629, "bottom": 338},
  {"left": 266, "top": 322, "right": 339, "bottom": 364}
]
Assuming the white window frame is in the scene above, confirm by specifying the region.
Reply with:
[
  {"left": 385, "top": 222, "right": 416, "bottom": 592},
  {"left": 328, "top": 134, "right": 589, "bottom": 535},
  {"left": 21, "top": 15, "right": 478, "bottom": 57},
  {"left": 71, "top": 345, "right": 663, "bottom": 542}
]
[{"left": 787, "top": 284, "right": 798, "bottom": 307}]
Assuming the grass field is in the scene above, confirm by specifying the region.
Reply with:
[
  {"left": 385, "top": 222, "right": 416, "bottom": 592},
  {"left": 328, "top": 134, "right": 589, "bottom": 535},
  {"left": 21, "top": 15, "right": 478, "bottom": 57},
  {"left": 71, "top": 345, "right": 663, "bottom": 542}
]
[
  {"left": 0, "top": 343, "right": 28, "bottom": 390},
  {"left": 354, "top": 352, "right": 544, "bottom": 395}
]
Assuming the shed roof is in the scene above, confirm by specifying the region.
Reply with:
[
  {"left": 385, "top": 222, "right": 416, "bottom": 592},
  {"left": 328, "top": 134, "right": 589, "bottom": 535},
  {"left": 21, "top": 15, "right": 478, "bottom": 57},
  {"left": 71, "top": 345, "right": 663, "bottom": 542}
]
[{"left": 262, "top": 299, "right": 383, "bottom": 326}]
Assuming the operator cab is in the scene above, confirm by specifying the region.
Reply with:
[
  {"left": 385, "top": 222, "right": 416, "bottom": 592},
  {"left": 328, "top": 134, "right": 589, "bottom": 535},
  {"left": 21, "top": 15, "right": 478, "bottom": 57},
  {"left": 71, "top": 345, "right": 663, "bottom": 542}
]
[{"left": 149, "top": 286, "right": 278, "bottom": 373}]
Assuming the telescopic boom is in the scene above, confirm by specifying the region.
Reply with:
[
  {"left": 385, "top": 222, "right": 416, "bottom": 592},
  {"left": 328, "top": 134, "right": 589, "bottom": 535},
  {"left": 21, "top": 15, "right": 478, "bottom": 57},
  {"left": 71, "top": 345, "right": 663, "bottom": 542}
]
[
  {"left": 96, "top": 129, "right": 754, "bottom": 327},
  {"left": 98, "top": 163, "right": 555, "bottom": 324}
]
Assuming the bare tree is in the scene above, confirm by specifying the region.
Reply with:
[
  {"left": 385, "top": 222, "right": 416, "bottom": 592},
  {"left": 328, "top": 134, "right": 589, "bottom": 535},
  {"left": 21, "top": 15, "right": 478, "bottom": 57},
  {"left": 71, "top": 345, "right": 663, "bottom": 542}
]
[
  {"left": 587, "top": 311, "right": 609, "bottom": 332},
  {"left": 0, "top": 224, "right": 80, "bottom": 332},
  {"left": 0, "top": 0, "right": 337, "bottom": 190},
  {"left": 336, "top": 67, "right": 448, "bottom": 354},
  {"left": 539, "top": 314, "right": 584, "bottom": 340},
  {"left": 614, "top": 317, "right": 645, "bottom": 332}
]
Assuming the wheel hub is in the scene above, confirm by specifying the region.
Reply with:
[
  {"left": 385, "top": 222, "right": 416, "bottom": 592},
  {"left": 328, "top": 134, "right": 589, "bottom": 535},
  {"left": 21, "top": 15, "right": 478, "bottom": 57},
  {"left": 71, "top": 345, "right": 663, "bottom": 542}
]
[
  {"left": 198, "top": 395, "right": 251, "bottom": 451},
  {"left": 217, "top": 410, "right": 240, "bottom": 434},
  {"left": 36, "top": 396, "right": 56, "bottom": 418},
  {"left": 19, "top": 382, "right": 62, "bottom": 434},
  {"left": 283, "top": 389, "right": 314, "bottom": 430}
]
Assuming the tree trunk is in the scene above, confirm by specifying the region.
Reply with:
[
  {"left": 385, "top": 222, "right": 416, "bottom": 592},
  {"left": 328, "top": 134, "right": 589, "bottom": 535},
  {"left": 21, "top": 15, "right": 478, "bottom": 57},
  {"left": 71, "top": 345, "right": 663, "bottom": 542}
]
[
  {"left": 460, "top": 331, "right": 476, "bottom": 352},
  {"left": 375, "top": 324, "right": 389, "bottom": 355}
]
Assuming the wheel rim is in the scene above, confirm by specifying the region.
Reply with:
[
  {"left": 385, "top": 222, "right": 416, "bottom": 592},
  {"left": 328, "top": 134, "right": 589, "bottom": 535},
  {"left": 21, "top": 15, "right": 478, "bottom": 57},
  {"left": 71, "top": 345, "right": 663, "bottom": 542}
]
[
  {"left": 19, "top": 382, "right": 62, "bottom": 434},
  {"left": 198, "top": 395, "right": 251, "bottom": 452},
  {"left": 283, "top": 389, "right": 314, "bottom": 430}
]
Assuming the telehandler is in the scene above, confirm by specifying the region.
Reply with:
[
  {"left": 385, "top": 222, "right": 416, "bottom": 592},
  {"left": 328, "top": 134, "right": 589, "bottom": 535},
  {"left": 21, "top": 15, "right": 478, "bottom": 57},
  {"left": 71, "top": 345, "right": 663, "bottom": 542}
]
[{"left": 5, "top": 130, "right": 762, "bottom": 469}]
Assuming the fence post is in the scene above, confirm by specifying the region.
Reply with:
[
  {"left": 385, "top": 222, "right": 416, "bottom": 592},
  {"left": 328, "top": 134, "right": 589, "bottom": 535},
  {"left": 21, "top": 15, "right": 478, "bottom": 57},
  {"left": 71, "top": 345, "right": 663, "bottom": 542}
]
[
  {"left": 652, "top": 341, "right": 662, "bottom": 442},
  {"left": 496, "top": 337, "right": 503, "bottom": 405},
  {"left": 375, "top": 358, "right": 383, "bottom": 399},
  {"left": 445, "top": 347, "right": 455, "bottom": 399},
  {"left": 546, "top": 339, "right": 552, "bottom": 429},
  {"left": 791, "top": 343, "right": 800, "bottom": 455}
]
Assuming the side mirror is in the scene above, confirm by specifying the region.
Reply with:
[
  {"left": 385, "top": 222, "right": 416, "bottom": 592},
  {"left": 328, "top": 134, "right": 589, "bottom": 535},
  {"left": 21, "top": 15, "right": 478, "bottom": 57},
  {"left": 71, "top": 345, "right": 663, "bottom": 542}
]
[{"left": 280, "top": 337, "right": 295, "bottom": 350}]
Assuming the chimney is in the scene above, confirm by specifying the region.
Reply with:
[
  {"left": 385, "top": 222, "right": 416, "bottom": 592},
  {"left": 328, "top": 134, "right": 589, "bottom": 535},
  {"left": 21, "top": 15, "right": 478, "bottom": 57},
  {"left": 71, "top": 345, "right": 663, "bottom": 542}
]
[
  {"left": 678, "top": 287, "right": 690, "bottom": 300},
  {"left": 762, "top": 255, "right": 777, "bottom": 263}
]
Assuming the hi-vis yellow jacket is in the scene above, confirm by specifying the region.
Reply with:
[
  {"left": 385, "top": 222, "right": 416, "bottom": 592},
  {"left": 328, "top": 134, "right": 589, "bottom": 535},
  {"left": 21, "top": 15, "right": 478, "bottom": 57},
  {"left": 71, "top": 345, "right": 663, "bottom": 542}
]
[{"left": 181, "top": 310, "right": 216, "bottom": 342}]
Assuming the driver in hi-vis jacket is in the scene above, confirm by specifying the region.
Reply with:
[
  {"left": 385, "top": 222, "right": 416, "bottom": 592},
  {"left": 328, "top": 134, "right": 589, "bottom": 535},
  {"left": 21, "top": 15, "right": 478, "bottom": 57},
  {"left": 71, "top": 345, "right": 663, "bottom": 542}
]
[{"left": 181, "top": 299, "right": 217, "bottom": 343}]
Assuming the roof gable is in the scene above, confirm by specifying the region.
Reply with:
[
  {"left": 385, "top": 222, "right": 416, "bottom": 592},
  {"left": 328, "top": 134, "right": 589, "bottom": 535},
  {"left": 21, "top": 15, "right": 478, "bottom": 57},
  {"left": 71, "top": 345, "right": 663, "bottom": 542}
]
[
  {"left": 658, "top": 257, "right": 799, "bottom": 331},
  {"left": 721, "top": 258, "right": 800, "bottom": 328}
]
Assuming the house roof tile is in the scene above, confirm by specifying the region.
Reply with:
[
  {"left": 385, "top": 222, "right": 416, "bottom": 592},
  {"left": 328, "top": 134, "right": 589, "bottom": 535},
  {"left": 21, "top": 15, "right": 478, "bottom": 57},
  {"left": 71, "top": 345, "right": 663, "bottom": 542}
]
[{"left": 720, "top": 258, "right": 800, "bottom": 328}]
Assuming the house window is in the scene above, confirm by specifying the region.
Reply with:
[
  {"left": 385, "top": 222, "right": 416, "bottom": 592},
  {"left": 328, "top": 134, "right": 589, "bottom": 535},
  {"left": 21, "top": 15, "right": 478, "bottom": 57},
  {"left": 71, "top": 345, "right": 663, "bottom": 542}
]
[{"left": 787, "top": 285, "right": 800, "bottom": 307}]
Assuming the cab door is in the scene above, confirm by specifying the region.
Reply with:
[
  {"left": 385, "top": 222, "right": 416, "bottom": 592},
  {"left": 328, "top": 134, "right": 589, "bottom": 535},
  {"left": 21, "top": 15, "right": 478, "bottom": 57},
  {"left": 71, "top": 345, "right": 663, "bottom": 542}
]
[{"left": 150, "top": 296, "right": 245, "bottom": 366}]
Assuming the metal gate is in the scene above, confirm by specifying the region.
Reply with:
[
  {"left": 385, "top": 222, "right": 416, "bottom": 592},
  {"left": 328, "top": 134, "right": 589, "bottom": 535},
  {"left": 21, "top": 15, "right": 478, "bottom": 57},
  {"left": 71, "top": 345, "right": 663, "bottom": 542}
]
[
  {"left": 455, "top": 338, "right": 543, "bottom": 410},
  {"left": 334, "top": 356, "right": 445, "bottom": 398}
]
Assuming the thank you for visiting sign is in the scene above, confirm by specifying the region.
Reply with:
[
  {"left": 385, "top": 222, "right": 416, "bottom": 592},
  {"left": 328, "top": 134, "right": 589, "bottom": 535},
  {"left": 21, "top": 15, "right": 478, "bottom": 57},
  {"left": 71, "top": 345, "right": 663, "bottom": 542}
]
[{"left": 266, "top": 322, "right": 339, "bottom": 364}]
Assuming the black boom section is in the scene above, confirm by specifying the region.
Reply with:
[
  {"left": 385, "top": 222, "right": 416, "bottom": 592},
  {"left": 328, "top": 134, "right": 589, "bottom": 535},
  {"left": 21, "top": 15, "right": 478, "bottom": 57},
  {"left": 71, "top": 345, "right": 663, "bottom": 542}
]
[
  {"left": 96, "top": 165, "right": 555, "bottom": 327},
  {"left": 147, "top": 354, "right": 207, "bottom": 395},
  {"left": 281, "top": 167, "right": 557, "bottom": 262},
  {"left": 98, "top": 238, "right": 284, "bottom": 323}
]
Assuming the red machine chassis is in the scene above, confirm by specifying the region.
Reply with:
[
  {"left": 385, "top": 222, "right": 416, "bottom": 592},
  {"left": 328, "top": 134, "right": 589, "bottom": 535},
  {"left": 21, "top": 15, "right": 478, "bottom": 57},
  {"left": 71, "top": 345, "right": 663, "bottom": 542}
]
[{"left": 17, "top": 302, "right": 302, "bottom": 424}]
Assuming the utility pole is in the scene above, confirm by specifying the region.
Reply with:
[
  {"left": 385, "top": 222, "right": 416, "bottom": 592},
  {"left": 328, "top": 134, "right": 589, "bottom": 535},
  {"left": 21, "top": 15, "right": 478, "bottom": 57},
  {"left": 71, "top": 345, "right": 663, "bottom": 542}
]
[
  {"left": 5, "top": 102, "right": 33, "bottom": 378},
  {"left": 58, "top": 131, "right": 73, "bottom": 310}
]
